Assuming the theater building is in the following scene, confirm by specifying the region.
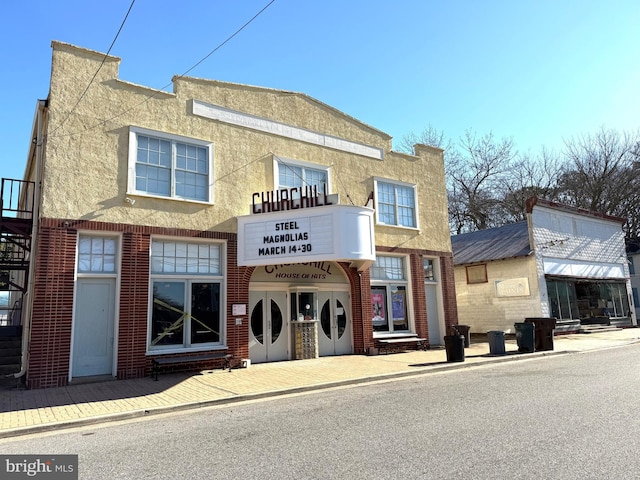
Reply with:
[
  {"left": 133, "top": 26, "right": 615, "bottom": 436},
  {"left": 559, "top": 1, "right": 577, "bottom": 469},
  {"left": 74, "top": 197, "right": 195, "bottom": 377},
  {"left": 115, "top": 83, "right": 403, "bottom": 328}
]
[{"left": 7, "top": 42, "right": 458, "bottom": 389}]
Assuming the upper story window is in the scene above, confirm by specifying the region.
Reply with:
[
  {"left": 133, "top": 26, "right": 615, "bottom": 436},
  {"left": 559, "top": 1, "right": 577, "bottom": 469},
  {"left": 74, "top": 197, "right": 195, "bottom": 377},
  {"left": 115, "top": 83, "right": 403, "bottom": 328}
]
[
  {"left": 274, "top": 157, "right": 330, "bottom": 195},
  {"left": 128, "top": 127, "right": 213, "bottom": 203},
  {"left": 374, "top": 179, "right": 417, "bottom": 228}
]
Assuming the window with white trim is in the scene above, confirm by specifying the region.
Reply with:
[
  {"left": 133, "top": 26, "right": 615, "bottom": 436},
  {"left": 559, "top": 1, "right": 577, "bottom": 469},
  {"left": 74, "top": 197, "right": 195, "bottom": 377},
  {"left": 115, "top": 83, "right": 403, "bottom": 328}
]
[
  {"left": 423, "top": 258, "right": 436, "bottom": 282},
  {"left": 128, "top": 127, "right": 213, "bottom": 203},
  {"left": 274, "top": 157, "right": 330, "bottom": 196},
  {"left": 370, "top": 255, "right": 411, "bottom": 334},
  {"left": 148, "top": 239, "right": 225, "bottom": 351},
  {"left": 374, "top": 179, "right": 417, "bottom": 228},
  {"left": 78, "top": 236, "right": 117, "bottom": 274}
]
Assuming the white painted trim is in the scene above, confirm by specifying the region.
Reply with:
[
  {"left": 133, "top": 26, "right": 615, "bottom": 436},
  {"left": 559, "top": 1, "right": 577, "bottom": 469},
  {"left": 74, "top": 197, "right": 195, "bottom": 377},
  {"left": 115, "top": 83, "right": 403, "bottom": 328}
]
[
  {"left": 127, "top": 126, "right": 215, "bottom": 204},
  {"left": 70, "top": 231, "right": 122, "bottom": 381},
  {"left": 373, "top": 177, "right": 419, "bottom": 230},
  {"left": 191, "top": 99, "right": 384, "bottom": 160},
  {"left": 272, "top": 155, "right": 333, "bottom": 193},
  {"left": 543, "top": 257, "right": 626, "bottom": 279}
]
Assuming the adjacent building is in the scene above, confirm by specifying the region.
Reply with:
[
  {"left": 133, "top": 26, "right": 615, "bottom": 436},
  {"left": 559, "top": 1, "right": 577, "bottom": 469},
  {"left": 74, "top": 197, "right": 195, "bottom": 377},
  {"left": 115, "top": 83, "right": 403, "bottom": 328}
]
[
  {"left": 2, "top": 41, "right": 459, "bottom": 389},
  {"left": 451, "top": 198, "right": 635, "bottom": 333}
]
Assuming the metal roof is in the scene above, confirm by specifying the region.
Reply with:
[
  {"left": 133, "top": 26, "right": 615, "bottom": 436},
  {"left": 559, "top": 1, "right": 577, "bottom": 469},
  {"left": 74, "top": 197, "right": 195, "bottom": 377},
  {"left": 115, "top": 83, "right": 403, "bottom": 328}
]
[{"left": 451, "top": 221, "right": 532, "bottom": 266}]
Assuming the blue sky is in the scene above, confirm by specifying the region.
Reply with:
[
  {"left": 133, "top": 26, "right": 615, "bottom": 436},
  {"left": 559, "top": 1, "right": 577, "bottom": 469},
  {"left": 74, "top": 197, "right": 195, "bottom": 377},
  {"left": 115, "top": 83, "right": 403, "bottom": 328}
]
[{"left": 1, "top": 1, "right": 639, "bottom": 181}]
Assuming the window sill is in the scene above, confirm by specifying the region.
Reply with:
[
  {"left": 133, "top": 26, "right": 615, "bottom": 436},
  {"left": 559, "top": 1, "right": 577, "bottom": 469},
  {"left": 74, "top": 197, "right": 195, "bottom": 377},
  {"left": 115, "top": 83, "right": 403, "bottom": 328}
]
[
  {"left": 146, "top": 345, "right": 227, "bottom": 356},
  {"left": 375, "top": 222, "right": 420, "bottom": 232},
  {"left": 127, "top": 192, "right": 214, "bottom": 206},
  {"left": 373, "top": 332, "right": 416, "bottom": 339}
]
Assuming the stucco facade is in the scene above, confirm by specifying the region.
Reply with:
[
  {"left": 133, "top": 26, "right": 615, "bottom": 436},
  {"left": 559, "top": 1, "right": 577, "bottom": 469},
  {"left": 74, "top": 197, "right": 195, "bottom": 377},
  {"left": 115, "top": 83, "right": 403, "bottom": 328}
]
[{"left": 20, "top": 42, "right": 458, "bottom": 389}]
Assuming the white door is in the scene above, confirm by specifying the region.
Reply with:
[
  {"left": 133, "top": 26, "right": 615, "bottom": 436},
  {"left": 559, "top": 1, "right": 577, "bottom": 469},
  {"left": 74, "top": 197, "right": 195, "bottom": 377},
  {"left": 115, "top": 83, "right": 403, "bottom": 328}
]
[
  {"left": 72, "top": 278, "right": 116, "bottom": 377},
  {"left": 425, "top": 283, "right": 442, "bottom": 346},
  {"left": 318, "top": 291, "right": 352, "bottom": 356},
  {"left": 249, "top": 291, "right": 289, "bottom": 363}
]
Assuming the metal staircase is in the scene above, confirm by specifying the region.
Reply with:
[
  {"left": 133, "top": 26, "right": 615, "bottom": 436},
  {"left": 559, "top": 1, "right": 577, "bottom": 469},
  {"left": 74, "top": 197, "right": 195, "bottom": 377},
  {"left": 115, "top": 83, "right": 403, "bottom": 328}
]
[{"left": 0, "top": 178, "right": 35, "bottom": 389}]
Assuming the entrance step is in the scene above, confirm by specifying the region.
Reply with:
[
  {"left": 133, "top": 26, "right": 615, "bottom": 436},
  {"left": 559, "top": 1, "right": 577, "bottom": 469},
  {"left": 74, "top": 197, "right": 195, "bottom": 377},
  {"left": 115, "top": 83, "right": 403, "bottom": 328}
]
[{"left": 579, "top": 325, "right": 621, "bottom": 334}]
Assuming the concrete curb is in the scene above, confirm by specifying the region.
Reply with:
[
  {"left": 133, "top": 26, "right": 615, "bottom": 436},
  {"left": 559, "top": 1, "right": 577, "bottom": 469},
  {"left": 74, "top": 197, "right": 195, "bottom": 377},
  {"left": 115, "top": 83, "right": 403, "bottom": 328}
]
[{"left": 0, "top": 348, "right": 572, "bottom": 440}]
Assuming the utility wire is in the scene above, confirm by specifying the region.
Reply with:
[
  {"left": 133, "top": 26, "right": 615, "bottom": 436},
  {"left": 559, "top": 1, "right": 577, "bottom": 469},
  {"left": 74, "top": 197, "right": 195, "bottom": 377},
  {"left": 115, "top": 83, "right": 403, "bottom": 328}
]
[
  {"left": 51, "top": 0, "right": 277, "bottom": 139},
  {"left": 50, "top": 0, "right": 136, "bottom": 136},
  {"left": 178, "top": 0, "right": 276, "bottom": 79}
]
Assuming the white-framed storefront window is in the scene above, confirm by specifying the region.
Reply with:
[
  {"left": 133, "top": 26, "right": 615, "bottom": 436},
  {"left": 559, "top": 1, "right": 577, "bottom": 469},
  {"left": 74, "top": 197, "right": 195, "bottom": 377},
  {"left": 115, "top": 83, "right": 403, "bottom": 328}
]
[
  {"left": 148, "top": 238, "right": 225, "bottom": 352},
  {"left": 371, "top": 255, "right": 412, "bottom": 335}
]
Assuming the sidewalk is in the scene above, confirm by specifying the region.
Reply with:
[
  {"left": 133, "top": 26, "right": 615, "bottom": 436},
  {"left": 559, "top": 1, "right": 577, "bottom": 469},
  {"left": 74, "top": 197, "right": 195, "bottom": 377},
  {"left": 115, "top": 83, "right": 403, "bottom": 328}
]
[{"left": 1, "top": 328, "right": 638, "bottom": 439}]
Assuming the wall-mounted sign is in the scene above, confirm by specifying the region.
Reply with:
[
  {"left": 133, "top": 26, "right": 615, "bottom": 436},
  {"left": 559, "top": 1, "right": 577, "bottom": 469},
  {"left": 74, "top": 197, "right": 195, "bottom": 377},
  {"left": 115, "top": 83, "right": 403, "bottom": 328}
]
[
  {"left": 232, "top": 304, "right": 247, "bottom": 316},
  {"left": 237, "top": 204, "right": 375, "bottom": 271},
  {"left": 251, "top": 185, "right": 338, "bottom": 214},
  {"left": 495, "top": 278, "right": 531, "bottom": 297},
  {"left": 250, "top": 262, "right": 347, "bottom": 284}
]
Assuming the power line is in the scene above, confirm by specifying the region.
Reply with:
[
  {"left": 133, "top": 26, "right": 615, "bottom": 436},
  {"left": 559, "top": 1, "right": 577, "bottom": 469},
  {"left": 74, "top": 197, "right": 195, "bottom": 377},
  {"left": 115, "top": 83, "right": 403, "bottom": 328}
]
[
  {"left": 50, "top": 0, "right": 277, "bottom": 139},
  {"left": 177, "top": 0, "right": 276, "bottom": 79},
  {"left": 49, "top": 0, "right": 136, "bottom": 136}
]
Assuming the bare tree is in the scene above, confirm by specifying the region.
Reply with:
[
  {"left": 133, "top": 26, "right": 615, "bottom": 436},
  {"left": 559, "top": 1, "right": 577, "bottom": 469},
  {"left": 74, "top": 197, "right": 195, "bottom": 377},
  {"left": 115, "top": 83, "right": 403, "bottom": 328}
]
[
  {"left": 446, "top": 130, "right": 517, "bottom": 233},
  {"left": 500, "top": 148, "right": 563, "bottom": 223},
  {"left": 396, "top": 124, "right": 452, "bottom": 153},
  {"left": 557, "top": 128, "right": 640, "bottom": 236},
  {"left": 399, "top": 123, "right": 640, "bottom": 238}
]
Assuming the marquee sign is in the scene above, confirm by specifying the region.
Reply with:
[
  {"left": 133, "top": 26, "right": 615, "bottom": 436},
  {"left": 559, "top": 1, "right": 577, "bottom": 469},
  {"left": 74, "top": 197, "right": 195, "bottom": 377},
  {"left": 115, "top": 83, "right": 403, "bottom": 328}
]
[{"left": 237, "top": 204, "right": 375, "bottom": 270}]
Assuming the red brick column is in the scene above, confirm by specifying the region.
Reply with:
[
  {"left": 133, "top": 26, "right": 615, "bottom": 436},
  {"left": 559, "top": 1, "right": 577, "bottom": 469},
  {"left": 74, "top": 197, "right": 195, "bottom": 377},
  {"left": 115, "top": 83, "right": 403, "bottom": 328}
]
[
  {"left": 411, "top": 254, "right": 428, "bottom": 342},
  {"left": 439, "top": 255, "right": 459, "bottom": 330},
  {"left": 28, "top": 223, "right": 76, "bottom": 389},
  {"left": 117, "top": 232, "right": 150, "bottom": 379}
]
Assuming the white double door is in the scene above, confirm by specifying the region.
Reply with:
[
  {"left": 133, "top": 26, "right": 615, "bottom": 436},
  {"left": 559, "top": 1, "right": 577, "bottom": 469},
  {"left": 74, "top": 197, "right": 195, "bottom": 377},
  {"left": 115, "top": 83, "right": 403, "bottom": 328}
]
[
  {"left": 249, "top": 291, "right": 289, "bottom": 363},
  {"left": 317, "top": 291, "right": 352, "bottom": 356},
  {"left": 249, "top": 290, "right": 352, "bottom": 362}
]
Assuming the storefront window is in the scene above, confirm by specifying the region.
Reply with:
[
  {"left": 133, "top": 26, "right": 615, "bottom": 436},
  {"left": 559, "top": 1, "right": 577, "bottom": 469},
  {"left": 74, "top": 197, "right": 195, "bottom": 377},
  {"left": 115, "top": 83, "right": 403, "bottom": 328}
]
[
  {"left": 549, "top": 280, "right": 578, "bottom": 320},
  {"left": 547, "top": 278, "right": 630, "bottom": 321},
  {"left": 149, "top": 239, "right": 224, "bottom": 350},
  {"left": 371, "top": 255, "right": 410, "bottom": 334}
]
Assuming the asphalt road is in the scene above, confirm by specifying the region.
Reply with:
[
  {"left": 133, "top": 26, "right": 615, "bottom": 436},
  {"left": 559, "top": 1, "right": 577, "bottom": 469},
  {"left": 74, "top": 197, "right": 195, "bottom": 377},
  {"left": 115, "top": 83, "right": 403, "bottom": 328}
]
[{"left": 1, "top": 344, "right": 639, "bottom": 479}]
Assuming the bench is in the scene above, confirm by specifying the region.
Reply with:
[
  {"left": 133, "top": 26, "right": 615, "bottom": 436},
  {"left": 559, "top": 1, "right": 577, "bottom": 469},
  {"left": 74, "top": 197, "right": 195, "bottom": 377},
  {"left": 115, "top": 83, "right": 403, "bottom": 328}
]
[
  {"left": 376, "top": 337, "right": 427, "bottom": 354},
  {"left": 151, "top": 353, "right": 233, "bottom": 381}
]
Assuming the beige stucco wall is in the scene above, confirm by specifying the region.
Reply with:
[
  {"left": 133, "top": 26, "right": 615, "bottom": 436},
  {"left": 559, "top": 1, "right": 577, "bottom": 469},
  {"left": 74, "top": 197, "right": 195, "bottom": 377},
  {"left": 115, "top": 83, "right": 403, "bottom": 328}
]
[
  {"left": 454, "top": 256, "right": 542, "bottom": 333},
  {"left": 37, "top": 41, "right": 451, "bottom": 253}
]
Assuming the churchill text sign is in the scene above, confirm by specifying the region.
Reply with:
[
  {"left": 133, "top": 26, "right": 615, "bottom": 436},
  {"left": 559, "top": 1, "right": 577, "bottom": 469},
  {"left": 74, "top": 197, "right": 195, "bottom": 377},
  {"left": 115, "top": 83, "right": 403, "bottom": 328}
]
[{"left": 251, "top": 185, "right": 336, "bottom": 214}]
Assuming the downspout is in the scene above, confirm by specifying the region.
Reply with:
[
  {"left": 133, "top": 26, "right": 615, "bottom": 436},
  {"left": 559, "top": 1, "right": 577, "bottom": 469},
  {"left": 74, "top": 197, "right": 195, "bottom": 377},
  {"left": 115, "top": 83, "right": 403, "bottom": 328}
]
[{"left": 15, "top": 99, "right": 46, "bottom": 382}]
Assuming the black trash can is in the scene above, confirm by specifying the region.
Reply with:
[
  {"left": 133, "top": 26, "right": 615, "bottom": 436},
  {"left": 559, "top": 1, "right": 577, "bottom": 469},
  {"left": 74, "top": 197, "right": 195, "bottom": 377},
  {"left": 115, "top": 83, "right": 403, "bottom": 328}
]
[
  {"left": 487, "top": 331, "right": 506, "bottom": 355},
  {"left": 514, "top": 322, "right": 535, "bottom": 353},
  {"left": 452, "top": 325, "right": 471, "bottom": 347},
  {"left": 444, "top": 334, "right": 465, "bottom": 362},
  {"left": 525, "top": 318, "right": 556, "bottom": 351}
]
